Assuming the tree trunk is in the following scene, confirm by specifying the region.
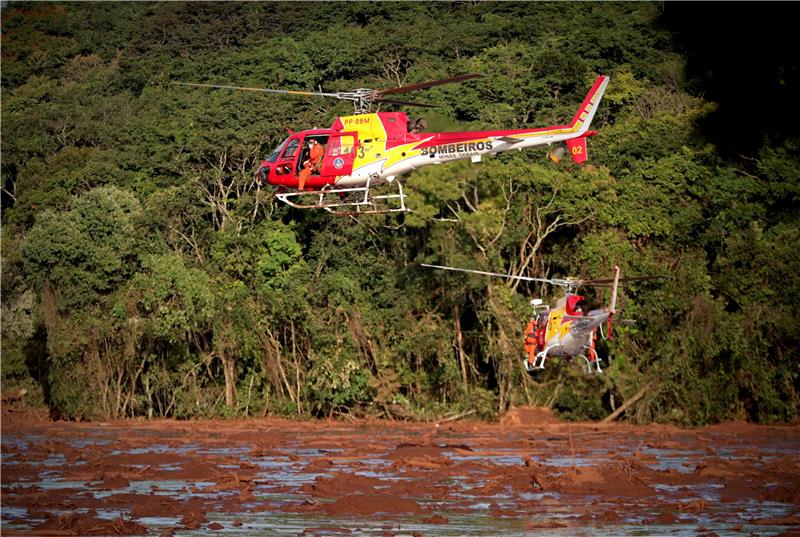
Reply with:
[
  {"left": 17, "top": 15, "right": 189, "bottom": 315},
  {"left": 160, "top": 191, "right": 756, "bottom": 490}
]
[
  {"left": 601, "top": 384, "right": 652, "bottom": 423},
  {"left": 454, "top": 307, "right": 469, "bottom": 392},
  {"left": 222, "top": 356, "right": 237, "bottom": 408}
]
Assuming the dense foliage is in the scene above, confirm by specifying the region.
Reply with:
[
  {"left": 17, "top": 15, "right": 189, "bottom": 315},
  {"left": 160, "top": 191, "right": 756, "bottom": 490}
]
[{"left": 3, "top": 2, "right": 798, "bottom": 423}]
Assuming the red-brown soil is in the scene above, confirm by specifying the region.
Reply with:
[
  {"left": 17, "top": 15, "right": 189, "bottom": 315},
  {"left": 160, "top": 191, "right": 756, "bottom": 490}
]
[{"left": 1, "top": 406, "right": 798, "bottom": 536}]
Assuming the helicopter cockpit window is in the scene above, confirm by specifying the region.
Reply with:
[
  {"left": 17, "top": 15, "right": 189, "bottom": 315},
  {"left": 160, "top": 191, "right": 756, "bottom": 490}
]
[
  {"left": 265, "top": 138, "right": 289, "bottom": 163},
  {"left": 281, "top": 139, "right": 300, "bottom": 160}
]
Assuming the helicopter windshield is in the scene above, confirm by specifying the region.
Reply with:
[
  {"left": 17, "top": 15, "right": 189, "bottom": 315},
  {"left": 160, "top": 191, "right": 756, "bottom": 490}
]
[{"left": 265, "top": 138, "right": 290, "bottom": 163}]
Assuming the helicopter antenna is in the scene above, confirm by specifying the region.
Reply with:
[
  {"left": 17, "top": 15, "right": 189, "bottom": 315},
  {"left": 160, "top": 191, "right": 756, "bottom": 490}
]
[{"left": 172, "top": 74, "right": 483, "bottom": 115}]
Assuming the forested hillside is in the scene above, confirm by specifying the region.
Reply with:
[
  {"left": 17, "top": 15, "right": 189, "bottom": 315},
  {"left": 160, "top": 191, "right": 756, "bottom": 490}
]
[{"left": 2, "top": 2, "right": 798, "bottom": 424}]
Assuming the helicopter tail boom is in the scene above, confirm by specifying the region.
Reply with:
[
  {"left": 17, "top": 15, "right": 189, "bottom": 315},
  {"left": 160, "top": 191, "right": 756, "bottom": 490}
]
[
  {"left": 561, "top": 75, "right": 610, "bottom": 164},
  {"left": 569, "top": 76, "right": 610, "bottom": 134}
]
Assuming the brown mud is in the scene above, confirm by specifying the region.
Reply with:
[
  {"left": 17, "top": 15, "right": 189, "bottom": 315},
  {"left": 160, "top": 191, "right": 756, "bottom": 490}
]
[{"left": 1, "top": 406, "right": 799, "bottom": 536}]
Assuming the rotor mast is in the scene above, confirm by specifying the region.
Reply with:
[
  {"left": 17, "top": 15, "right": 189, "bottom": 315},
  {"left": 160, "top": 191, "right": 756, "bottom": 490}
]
[{"left": 342, "top": 89, "right": 379, "bottom": 114}]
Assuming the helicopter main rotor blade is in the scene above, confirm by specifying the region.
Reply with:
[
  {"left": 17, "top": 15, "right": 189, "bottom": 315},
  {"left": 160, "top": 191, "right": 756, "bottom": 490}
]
[
  {"left": 423, "top": 264, "right": 667, "bottom": 289},
  {"left": 373, "top": 98, "right": 438, "bottom": 108},
  {"left": 171, "top": 82, "right": 341, "bottom": 99},
  {"left": 377, "top": 73, "right": 483, "bottom": 96},
  {"left": 578, "top": 275, "right": 668, "bottom": 286},
  {"left": 421, "top": 264, "right": 556, "bottom": 285}
]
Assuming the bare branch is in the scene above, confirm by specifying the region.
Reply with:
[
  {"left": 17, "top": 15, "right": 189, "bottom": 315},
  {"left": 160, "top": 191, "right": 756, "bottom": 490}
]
[
  {"left": 446, "top": 201, "right": 462, "bottom": 221},
  {"left": 1, "top": 185, "right": 17, "bottom": 201},
  {"left": 172, "top": 226, "right": 204, "bottom": 263},
  {"left": 489, "top": 177, "right": 518, "bottom": 246}
]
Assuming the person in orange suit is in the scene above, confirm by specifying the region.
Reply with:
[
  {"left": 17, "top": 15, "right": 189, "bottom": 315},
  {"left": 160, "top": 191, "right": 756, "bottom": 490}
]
[
  {"left": 523, "top": 317, "right": 538, "bottom": 368},
  {"left": 298, "top": 138, "right": 324, "bottom": 191}
]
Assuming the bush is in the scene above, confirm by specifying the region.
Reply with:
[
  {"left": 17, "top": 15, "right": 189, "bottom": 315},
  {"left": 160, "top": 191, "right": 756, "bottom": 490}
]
[{"left": 47, "top": 359, "right": 99, "bottom": 421}]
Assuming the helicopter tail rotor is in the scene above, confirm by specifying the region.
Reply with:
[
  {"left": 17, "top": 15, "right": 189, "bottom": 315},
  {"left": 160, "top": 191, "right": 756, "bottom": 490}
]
[{"left": 607, "top": 265, "right": 621, "bottom": 338}]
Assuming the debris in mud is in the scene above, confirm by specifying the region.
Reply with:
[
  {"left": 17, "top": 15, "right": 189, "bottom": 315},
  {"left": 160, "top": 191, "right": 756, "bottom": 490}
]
[
  {"left": 307, "top": 493, "right": 423, "bottom": 516},
  {"left": 677, "top": 498, "right": 710, "bottom": 512},
  {"left": 91, "top": 473, "right": 131, "bottom": 490},
  {"left": 643, "top": 512, "right": 681, "bottom": 525},
  {"left": 302, "top": 473, "right": 384, "bottom": 496},
  {"left": 525, "top": 519, "right": 567, "bottom": 529},
  {"left": 180, "top": 512, "right": 207, "bottom": 530},
  {"left": 32, "top": 512, "right": 149, "bottom": 536},
  {"left": 501, "top": 406, "right": 559, "bottom": 426},
  {"left": 421, "top": 514, "right": 448, "bottom": 524},
  {"left": 300, "top": 527, "right": 352, "bottom": 535}
]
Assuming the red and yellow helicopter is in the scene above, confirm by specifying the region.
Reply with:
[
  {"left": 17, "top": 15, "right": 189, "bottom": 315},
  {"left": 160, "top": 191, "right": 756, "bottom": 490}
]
[
  {"left": 174, "top": 74, "right": 610, "bottom": 214},
  {"left": 422, "top": 264, "right": 661, "bottom": 374}
]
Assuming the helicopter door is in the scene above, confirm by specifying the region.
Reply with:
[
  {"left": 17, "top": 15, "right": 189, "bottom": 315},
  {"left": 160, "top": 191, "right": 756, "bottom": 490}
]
[
  {"left": 270, "top": 136, "right": 302, "bottom": 184},
  {"left": 320, "top": 133, "right": 357, "bottom": 176}
]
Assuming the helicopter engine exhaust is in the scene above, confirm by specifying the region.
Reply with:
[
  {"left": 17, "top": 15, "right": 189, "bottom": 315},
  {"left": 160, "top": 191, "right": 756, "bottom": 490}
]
[{"left": 547, "top": 145, "right": 566, "bottom": 163}]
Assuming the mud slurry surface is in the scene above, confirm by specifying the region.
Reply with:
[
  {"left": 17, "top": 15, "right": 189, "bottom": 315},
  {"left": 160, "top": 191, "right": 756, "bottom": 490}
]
[{"left": 1, "top": 407, "right": 799, "bottom": 536}]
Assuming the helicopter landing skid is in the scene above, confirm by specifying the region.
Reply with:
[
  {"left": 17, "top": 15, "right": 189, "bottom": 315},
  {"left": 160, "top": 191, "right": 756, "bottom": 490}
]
[
  {"left": 524, "top": 347, "right": 603, "bottom": 374},
  {"left": 276, "top": 179, "right": 408, "bottom": 216},
  {"left": 581, "top": 354, "right": 603, "bottom": 374},
  {"left": 582, "top": 342, "right": 602, "bottom": 374},
  {"left": 524, "top": 348, "right": 550, "bottom": 373}
]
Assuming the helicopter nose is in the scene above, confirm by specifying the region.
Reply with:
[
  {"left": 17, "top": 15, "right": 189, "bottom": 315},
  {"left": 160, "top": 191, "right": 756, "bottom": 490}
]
[{"left": 255, "top": 161, "right": 270, "bottom": 184}]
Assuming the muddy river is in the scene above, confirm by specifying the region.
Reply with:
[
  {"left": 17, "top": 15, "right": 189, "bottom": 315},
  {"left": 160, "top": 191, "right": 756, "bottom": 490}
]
[{"left": 1, "top": 407, "right": 798, "bottom": 536}]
